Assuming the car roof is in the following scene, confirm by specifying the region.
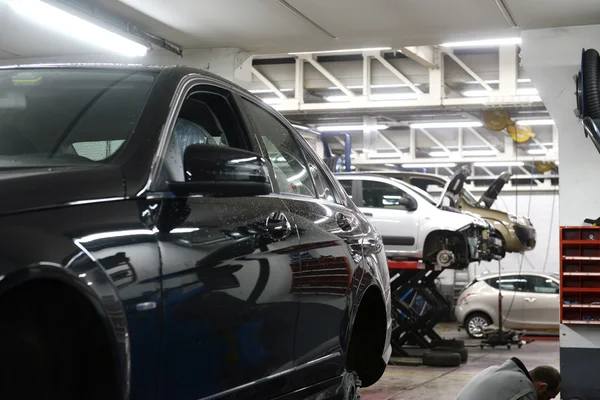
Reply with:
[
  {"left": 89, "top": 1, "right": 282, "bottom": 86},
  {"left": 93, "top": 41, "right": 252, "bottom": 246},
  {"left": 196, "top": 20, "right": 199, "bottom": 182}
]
[
  {"left": 476, "top": 271, "right": 558, "bottom": 279},
  {"left": 355, "top": 170, "right": 449, "bottom": 180}
]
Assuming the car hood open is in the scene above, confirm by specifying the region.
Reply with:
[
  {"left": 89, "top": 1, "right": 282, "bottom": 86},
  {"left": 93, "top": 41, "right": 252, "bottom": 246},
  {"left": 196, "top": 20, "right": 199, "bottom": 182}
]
[
  {"left": 436, "top": 167, "right": 468, "bottom": 209},
  {"left": 477, "top": 171, "right": 511, "bottom": 209}
]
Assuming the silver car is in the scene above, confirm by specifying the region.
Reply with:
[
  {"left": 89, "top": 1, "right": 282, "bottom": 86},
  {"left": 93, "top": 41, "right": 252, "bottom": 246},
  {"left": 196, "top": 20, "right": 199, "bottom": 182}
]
[{"left": 455, "top": 272, "right": 560, "bottom": 338}]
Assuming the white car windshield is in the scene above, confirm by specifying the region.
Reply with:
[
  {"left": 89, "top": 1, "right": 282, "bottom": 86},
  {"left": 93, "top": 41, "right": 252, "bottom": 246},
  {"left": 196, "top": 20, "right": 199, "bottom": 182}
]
[{"left": 390, "top": 177, "right": 437, "bottom": 206}]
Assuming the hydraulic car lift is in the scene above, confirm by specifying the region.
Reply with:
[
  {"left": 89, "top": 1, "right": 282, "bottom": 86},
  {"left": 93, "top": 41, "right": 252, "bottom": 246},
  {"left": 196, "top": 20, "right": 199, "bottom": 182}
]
[{"left": 388, "top": 260, "right": 453, "bottom": 357}]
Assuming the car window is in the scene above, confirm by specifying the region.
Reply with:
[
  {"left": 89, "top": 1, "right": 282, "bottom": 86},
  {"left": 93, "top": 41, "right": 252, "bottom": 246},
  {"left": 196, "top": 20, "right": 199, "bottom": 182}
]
[
  {"left": 362, "top": 180, "right": 415, "bottom": 210},
  {"left": 485, "top": 275, "right": 527, "bottom": 291},
  {"left": 241, "top": 99, "right": 316, "bottom": 197},
  {"left": 296, "top": 142, "right": 339, "bottom": 203},
  {"left": 524, "top": 275, "right": 560, "bottom": 294},
  {"left": 0, "top": 68, "right": 156, "bottom": 166},
  {"left": 393, "top": 178, "right": 437, "bottom": 206},
  {"left": 158, "top": 86, "right": 249, "bottom": 186},
  {"left": 340, "top": 180, "right": 353, "bottom": 198}
]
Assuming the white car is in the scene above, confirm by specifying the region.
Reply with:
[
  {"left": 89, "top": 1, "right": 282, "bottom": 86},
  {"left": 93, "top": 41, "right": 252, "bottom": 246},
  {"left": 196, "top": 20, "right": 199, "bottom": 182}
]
[
  {"left": 336, "top": 173, "right": 504, "bottom": 268},
  {"left": 455, "top": 271, "right": 560, "bottom": 338}
]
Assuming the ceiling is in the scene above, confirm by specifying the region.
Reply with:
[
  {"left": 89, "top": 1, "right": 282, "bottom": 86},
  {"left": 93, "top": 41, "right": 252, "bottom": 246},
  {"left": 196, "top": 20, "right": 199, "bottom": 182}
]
[{"left": 2, "top": 0, "right": 600, "bottom": 59}]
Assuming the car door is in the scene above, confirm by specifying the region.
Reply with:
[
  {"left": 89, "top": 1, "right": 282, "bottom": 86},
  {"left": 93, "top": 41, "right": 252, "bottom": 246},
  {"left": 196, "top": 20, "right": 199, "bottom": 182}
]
[
  {"left": 357, "top": 178, "right": 420, "bottom": 256},
  {"left": 522, "top": 274, "right": 560, "bottom": 328},
  {"left": 485, "top": 275, "right": 526, "bottom": 328},
  {"left": 150, "top": 83, "right": 300, "bottom": 399},
  {"left": 237, "top": 97, "right": 367, "bottom": 387}
]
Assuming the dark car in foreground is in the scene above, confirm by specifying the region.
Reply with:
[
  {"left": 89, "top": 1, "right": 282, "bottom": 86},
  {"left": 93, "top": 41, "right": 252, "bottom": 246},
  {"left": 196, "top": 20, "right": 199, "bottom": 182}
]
[{"left": 0, "top": 65, "right": 391, "bottom": 400}]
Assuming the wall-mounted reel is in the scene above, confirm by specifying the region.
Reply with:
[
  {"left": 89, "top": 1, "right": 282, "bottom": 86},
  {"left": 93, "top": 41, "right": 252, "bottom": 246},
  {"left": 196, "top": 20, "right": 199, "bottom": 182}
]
[{"left": 576, "top": 48, "right": 600, "bottom": 154}]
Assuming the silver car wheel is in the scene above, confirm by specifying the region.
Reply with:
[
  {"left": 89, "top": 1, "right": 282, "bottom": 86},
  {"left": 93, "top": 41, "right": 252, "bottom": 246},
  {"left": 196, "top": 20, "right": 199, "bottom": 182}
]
[{"left": 467, "top": 316, "right": 489, "bottom": 338}]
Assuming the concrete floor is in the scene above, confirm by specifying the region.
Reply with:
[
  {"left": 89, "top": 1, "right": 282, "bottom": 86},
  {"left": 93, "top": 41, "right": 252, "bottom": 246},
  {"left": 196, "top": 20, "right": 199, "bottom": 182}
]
[{"left": 361, "top": 324, "right": 560, "bottom": 400}]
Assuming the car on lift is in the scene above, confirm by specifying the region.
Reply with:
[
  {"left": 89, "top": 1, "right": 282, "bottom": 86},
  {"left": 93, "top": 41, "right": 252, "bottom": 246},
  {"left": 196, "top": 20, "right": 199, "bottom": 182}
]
[
  {"left": 0, "top": 65, "right": 391, "bottom": 400},
  {"left": 455, "top": 271, "right": 560, "bottom": 338},
  {"left": 335, "top": 173, "right": 505, "bottom": 269},
  {"left": 360, "top": 169, "right": 536, "bottom": 253}
]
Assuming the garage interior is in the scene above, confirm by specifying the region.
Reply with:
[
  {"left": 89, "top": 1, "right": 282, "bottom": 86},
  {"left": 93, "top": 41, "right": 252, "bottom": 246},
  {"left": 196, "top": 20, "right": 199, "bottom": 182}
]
[{"left": 3, "top": 0, "right": 600, "bottom": 399}]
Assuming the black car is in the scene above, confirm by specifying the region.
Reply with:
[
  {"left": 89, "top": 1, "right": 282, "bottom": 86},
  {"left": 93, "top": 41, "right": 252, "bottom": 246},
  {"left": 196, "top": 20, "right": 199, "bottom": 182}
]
[{"left": 0, "top": 65, "right": 391, "bottom": 400}]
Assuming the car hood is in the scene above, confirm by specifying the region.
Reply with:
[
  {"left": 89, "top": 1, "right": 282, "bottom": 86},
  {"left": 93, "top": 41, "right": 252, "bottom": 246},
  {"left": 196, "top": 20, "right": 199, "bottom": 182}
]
[
  {"left": 0, "top": 164, "right": 124, "bottom": 215},
  {"left": 477, "top": 171, "right": 511, "bottom": 209},
  {"left": 436, "top": 167, "right": 468, "bottom": 208}
]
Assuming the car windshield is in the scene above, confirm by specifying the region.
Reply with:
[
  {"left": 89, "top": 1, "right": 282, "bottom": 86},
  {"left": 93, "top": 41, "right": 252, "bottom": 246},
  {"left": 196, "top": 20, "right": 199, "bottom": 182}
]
[
  {"left": 390, "top": 177, "right": 437, "bottom": 206},
  {"left": 0, "top": 68, "right": 156, "bottom": 167}
]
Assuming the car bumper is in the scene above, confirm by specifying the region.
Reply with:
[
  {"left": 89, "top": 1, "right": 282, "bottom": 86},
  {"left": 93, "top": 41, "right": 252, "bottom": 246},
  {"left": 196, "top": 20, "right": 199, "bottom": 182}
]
[
  {"left": 454, "top": 304, "right": 468, "bottom": 324},
  {"left": 514, "top": 224, "right": 536, "bottom": 250}
]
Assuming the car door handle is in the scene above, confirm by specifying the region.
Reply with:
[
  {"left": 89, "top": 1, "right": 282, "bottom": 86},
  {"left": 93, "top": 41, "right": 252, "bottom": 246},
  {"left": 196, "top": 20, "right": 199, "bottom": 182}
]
[
  {"left": 524, "top": 297, "right": 536, "bottom": 302},
  {"left": 336, "top": 213, "right": 353, "bottom": 231},
  {"left": 266, "top": 211, "right": 291, "bottom": 240},
  {"left": 363, "top": 212, "right": 373, "bottom": 217}
]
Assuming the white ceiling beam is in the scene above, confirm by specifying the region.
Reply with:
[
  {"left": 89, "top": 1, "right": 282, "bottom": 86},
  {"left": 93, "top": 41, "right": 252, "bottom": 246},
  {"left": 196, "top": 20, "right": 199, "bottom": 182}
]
[
  {"left": 441, "top": 48, "right": 494, "bottom": 92},
  {"left": 299, "top": 55, "right": 355, "bottom": 98},
  {"left": 419, "top": 128, "right": 451, "bottom": 152},
  {"left": 377, "top": 131, "right": 403, "bottom": 156},
  {"left": 399, "top": 46, "right": 438, "bottom": 69},
  {"left": 465, "top": 127, "right": 501, "bottom": 154},
  {"left": 371, "top": 53, "right": 423, "bottom": 94},
  {"left": 363, "top": 55, "right": 372, "bottom": 99},
  {"left": 251, "top": 67, "right": 288, "bottom": 100},
  {"left": 499, "top": 45, "right": 518, "bottom": 96}
]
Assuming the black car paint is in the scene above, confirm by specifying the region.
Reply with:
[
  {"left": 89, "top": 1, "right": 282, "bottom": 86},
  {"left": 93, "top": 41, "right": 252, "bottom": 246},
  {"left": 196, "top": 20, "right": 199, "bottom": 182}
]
[{"left": 0, "top": 66, "right": 390, "bottom": 399}]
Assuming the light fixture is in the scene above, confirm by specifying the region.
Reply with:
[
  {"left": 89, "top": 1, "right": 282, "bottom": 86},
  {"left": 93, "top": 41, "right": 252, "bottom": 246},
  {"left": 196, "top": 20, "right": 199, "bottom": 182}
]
[
  {"left": 440, "top": 37, "right": 521, "bottom": 48},
  {"left": 327, "top": 83, "right": 421, "bottom": 90},
  {"left": 249, "top": 88, "right": 294, "bottom": 94},
  {"left": 262, "top": 97, "right": 283, "bottom": 105},
  {"left": 515, "top": 119, "right": 555, "bottom": 126},
  {"left": 8, "top": 0, "right": 148, "bottom": 57},
  {"left": 473, "top": 161, "right": 524, "bottom": 167},
  {"left": 325, "top": 93, "right": 418, "bottom": 102},
  {"left": 317, "top": 124, "right": 388, "bottom": 132},
  {"left": 290, "top": 47, "right": 392, "bottom": 55},
  {"left": 402, "top": 163, "right": 457, "bottom": 168},
  {"left": 410, "top": 121, "right": 483, "bottom": 129},
  {"left": 527, "top": 148, "right": 548, "bottom": 155},
  {"left": 429, "top": 150, "right": 498, "bottom": 157},
  {"left": 385, "top": 163, "right": 396, "bottom": 167},
  {"left": 465, "top": 78, "right": 532, "bottom": 84},
  {"left": 462, "top": 88, "right": 539, "bottom": 97}
]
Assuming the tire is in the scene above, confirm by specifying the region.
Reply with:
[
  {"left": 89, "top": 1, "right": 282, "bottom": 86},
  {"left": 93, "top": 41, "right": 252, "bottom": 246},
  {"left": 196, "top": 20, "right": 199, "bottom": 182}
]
[
  {"left": 583, "top": 49, "right": 600, "bottom": 119},
  {"left": 430, "top": 339, "right": 465, "bottom": 349},
  {"left": 465, "top": 312, "right": 492, "bottom": 339},
  {"left": 432, "top": 346, "right": 468, "bottom": 363},
  {"left": 422, "top": 350, "right": 461, "bottom": 367},
  {"left": 342, "top": 371, "right": 362, "bottom": 400}
]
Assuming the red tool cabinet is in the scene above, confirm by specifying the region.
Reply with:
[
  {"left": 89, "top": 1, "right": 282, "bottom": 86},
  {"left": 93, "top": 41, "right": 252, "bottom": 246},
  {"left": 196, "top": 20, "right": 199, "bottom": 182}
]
[{"left": 560, "top": 226, "right": 600, "bottom": 324}]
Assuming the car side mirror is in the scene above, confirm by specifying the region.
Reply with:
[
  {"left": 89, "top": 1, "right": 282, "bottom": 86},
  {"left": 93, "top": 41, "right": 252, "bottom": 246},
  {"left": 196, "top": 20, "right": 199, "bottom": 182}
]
[
  {"left": 168, "top": 144, "right": 272, "bottom": 197},
  {"left": 398, "top": 197, "right": 418, "bottom": 211}
]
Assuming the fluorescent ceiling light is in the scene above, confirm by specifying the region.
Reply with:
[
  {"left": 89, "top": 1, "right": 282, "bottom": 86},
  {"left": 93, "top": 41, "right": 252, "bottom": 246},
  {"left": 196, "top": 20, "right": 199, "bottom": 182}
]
[
  {"left": 473, "top": 161, "right": 524, "bottom": 167},
  {"left": 290, "top": 47, "right": 392, "bottom": 55},
  {"left": 402, "top": 163, "right": 457, "bottom": 168},
  {"left": 385, "top": 163, "right": 396, "bottom": 167},
  {"left": 516, "top": 119, "right": 555, "bottom": 126},
  {"left": 317, "top": 124, "right": 388, "bottom": 132},
  {"left": 325, "top": 93, "right": 418, "bottom": 102},
  {"left": 262, "top": 97, "right": 283, "bottom": 105},
  {"left": 527, "top": 148, "right": 548, "bottom": 155},
  {"left": 465, "top": 78, "right": 532, "bottom": 84},
  {"left": 440, "top": 37, "right": 521, "bottom": 48},
  {"left": 8, "top": 0, "right": 148, "bottom": 57},
  {"left": 249, "top": 88, "right": 293, "bottom": 94},
  {"left": 410, "top": 121, "right": 483, "bottom": 129},
  {"left": 462, "top": 88, "right": 539, "bottom": 97},
  {"left": 327, "top": 83, "right": 421, "bottom": 90},
  {"left": 429, "top": 150, "right": 498, "bottom": 157}
]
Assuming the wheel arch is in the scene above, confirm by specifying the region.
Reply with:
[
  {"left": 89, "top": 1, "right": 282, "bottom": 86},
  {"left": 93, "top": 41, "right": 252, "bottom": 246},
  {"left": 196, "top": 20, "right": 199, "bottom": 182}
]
[
  {"left": 345, "top": 283, "right": 388, "bottom": 388},
  {"left": 0, "top": 263, "right": 128, "bottom": 399},
  {"left": 422, "top": 229, "right": 468, "bottom": 262}
]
